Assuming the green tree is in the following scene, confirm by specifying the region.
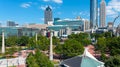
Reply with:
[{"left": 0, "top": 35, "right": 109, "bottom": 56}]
[
  {"left": 6, "top": 36, "right": 18, "bottom": 46},
  {"left": 52, "top": 36, "right": 60, "bottom": 45},
  {"left": 105, "top": 56, "right": 120, "bottom": 67},
  {"left": 103, "top": 32, "right": 112, "bottom": 38},
  {"left": 107, "top": 37, "right": 120, "bottom": 56},
  {"left": 0, "top": 36, "right": 2, "bottom": 50},
  {"left": 97, "top": 37, "right": 107, "bottom": 53},
  {"left": 100, "top": 53, "right": 107, "bottom": 62},
  {"left": 55, "top": 39, "right": 84, "bottom": 58},
  {"left": 27, "top": 37, "right": 36, "bottom": 49},
  {"left": 26, "top": 50, "right": 54, "bottom": 67},
  {"left": 68, "top": 33, "right": 91, "bottom": 46},
  {"left": 17, "top": 36, "right": 29, "bottom": 46},
  {"left": 37, "top": 35, "right": 50, "bottom": 50},
  {"left": 26, "top": 53, "right": 39, "bottom": 67}
]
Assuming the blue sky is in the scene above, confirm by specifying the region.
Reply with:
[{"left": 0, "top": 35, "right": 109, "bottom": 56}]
[{"left": 0, "top": 0, "right": 120, "bottom": 26}]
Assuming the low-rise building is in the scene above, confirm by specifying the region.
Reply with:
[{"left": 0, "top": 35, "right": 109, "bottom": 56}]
[
  {"left": 47, "top": 18, "right": 85, "bottom": 37},
  {"left": 60, "top": 48, "right": 105, "bottom": 67},
  {"left": 0, "top": 27, "right": 39, "bottom": 38}
]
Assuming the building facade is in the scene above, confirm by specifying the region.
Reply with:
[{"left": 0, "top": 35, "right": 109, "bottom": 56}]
[
  {"left": 7, "top": 21, "right": 17, "bottom": 27},
  {"left": 47, "top": 19, "right": 84, "bottom": 37},
  {"left": 84, "top": 20, "right": 90, "bottom": 30},
  {"left": 44, "top": 6, "right": 52, "bottom": 24},
  {"left": 0, "top": 27, "right": 39, "bottom": 38},
  {"left": 90, "top": 0, "right": 98, "bottom": 29},
  {"left": 100, "top": 0, "right": 106, "bottom": 27}
]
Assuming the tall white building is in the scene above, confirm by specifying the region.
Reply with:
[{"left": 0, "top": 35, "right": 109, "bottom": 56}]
[
  {"left": 100, "top": 0, "right": 106, "bottom": 27},
  {"left": 84, "top": 20, "right": 90, "bottom": 30}
]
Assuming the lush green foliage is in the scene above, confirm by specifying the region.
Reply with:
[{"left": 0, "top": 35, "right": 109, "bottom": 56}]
[
  {"left": 105, "top": 56, "right": 120, "bottom": 67},
  {"left": 52, "top": 36, "right": 60, "bottom": 45},
  {"left": 6, "top": 36, "right": 18, "bottom": 46},
  {"left": 17, "top": 36, "right": 29, "bottom": 46},
  {"left": 94, "top": 32, "right": 120, "bottom": 66},
  {"left": 26, "top": 50, "right": 54, "bottom": 67},
  {"left": 0, "top": 36, "right": 2, "bottom": 50},
  {"left": 68, "top": 33, "right": 91, "bottom": 46},
  {"left": 96, "top": 37, "right": 107, "bottom": 53},
  {"left": 55, "top": 39, "right": 84, "bottom": 59}
]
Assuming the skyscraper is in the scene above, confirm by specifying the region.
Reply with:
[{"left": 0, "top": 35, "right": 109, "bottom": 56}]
[
  {"left": 7, "top": 21, "right": 17, "bottom": 27},
  {"left": 100, "top": 0, "right": 106, "bottom": 27},
  {"left": 90, "top": 0, "right": 98, "bottom": 29},
  {"left": 44, "top": 6, "right": 52, "bottom": 24}
]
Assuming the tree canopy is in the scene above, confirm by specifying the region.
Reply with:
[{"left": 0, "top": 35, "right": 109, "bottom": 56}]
[
  {"left": 68, "top": 33, "right": 91, "bottom": 46},
  {"left": 26, "top": 49, "right": 54, "bottom": 67},
  {"left": 55, "top": 39, "right": 84, "bottom": 59}
]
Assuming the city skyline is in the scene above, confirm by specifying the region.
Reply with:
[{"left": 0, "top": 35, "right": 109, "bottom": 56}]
[{"left": 0, "top": 0, "right": 120, "bottom": 26}]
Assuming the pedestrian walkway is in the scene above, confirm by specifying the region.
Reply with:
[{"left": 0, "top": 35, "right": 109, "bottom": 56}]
[
  {"left": 0, "top": 50, "right": 34, "bottom": 67},
  {"left": 0, "top": 57, "right": 26, "bottom": 67}
]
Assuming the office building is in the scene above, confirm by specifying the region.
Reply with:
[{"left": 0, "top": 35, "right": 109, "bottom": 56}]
[
  {"left": 47, "top": 18, "right": 84, "bottom": 37},
  {"left": 44, "top": 6, "right": 52, "bottom": 24},
  {"left": 100, "top": 0, "right": 106, "bottom": 27},
  {"left": 90, "top": 0, "right": 98, "bottom": 29},
  {"left": 0, "top": 27, "right": 39, "bottom": 38},
  {"left": 84, "top": 20, "right": 90, "bottom": 30},
  {"left": 7, "top": 21, "right": 17, "bottom": 27}
]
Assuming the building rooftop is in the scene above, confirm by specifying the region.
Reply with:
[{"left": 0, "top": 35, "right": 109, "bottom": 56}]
[
  {"left": 46, "top": 6, "right": 52, "bottom": 11},
  {"left": 60, "top": 48, "right": 104, "bottom": 67},
  {"left": 24, "top": 24, "right": 48, "bottom": 29}
]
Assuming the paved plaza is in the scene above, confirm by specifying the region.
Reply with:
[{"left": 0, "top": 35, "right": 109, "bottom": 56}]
[
  {"left": 0, "top": 50, "right": 34, "bottom": 67},
  {"left": 0, "top": 57, "right": 26, "bottom": 67}
]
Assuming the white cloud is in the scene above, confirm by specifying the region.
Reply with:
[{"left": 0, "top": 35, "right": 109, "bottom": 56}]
[
  {"left": 40, "top": 5, "right": 47, "bottom": 10},
  {"left": 43, "top": 0, "right": 50, "bottom": 2},
  {"left": 40, "top": 5, "right": 55, "bottom": 10},
  {"left": 21, "top": 3, "right": 31, "bottom": 8},
  {"left": 106, "top": 0, "right": 120, "bottom": 17},
  {"left": 52, "top": 0, "right": 63, "bottom": 4},
  {"left": 43, "top": 0, "right": 63, "bottom": 4}
]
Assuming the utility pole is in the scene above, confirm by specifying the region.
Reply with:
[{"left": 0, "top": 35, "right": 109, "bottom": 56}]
[{"left": 49, "top": 30, "right": 53, "bottom": 61}]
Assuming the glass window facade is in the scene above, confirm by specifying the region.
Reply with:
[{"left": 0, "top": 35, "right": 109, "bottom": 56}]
[
  {"left": 0, "top": 27, "right": 39, "bottom": 38},
  {"left": 48, "top": 20, "right": 84, "bottom": 31},
  {"left": 90, "top": 0, "right": 98, "bottom": 29}
]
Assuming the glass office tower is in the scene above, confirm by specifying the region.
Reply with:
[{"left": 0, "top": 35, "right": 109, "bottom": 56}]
[{"left": 90, "top": 0, "right": 98, "bottom": 29}]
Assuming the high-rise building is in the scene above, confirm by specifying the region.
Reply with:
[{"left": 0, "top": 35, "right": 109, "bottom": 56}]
[
  {"left": 44, "top": 6, "right": 52, "bottom": 24},
  {"left": 84, "top": 20, "right": 90, "bottom": 30},
  {"left": 90, "top": 0, "right": 98, "bottom": 29},
  {"left": 100, "top": 0, "right": 106, "bottom": 27},
  {"left": 7, "top": 21, "right": 16, "bottom": 27}
]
